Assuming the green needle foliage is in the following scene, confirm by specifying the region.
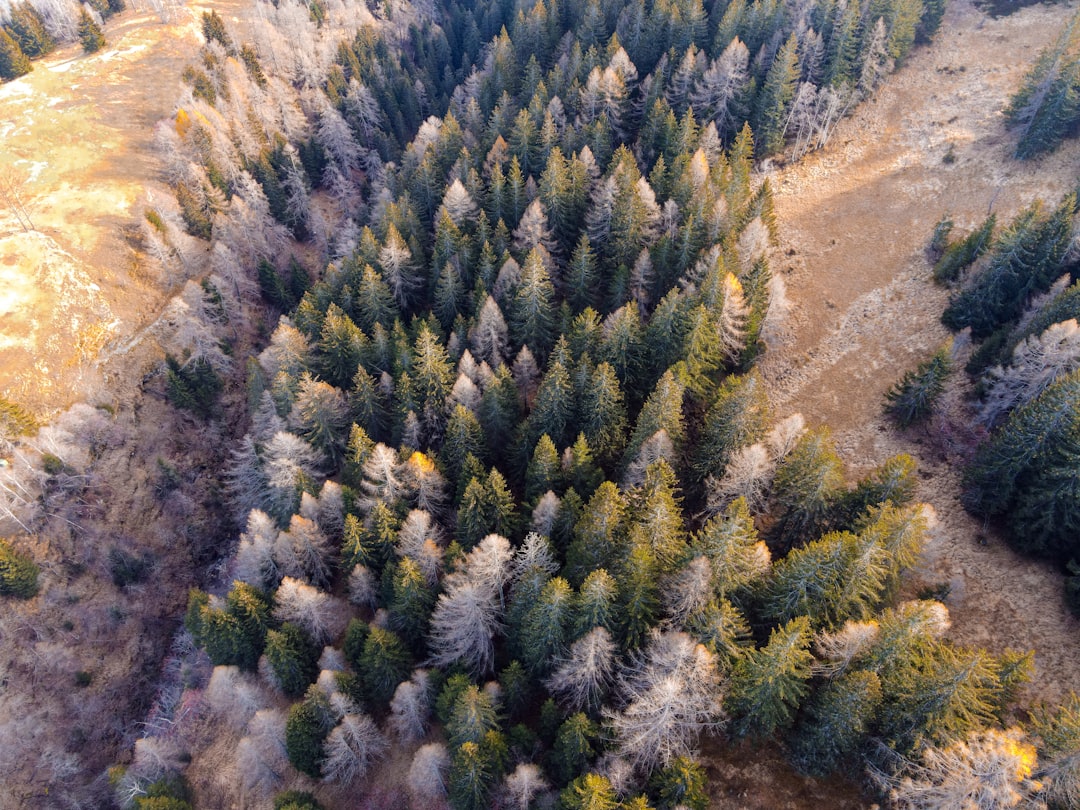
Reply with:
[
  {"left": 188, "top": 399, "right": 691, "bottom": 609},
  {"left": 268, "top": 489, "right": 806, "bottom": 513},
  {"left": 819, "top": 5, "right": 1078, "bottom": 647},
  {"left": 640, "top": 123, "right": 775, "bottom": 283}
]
[{"left": 884, "top": 345, "right": 952, "bottom": 428}]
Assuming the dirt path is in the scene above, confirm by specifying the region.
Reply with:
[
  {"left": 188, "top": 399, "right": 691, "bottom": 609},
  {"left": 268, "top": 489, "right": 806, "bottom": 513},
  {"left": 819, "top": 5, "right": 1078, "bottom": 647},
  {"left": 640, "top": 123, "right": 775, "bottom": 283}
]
[{"left": 761, "top": 0, "right": 1080, "bottom": 704}]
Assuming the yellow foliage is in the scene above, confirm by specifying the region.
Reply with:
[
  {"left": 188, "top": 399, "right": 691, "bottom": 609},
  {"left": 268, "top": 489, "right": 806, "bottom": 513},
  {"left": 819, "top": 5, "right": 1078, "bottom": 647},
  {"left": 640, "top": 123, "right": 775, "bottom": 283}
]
[{"left": 408, "top": 451, "right": 436, "bottom": 474}]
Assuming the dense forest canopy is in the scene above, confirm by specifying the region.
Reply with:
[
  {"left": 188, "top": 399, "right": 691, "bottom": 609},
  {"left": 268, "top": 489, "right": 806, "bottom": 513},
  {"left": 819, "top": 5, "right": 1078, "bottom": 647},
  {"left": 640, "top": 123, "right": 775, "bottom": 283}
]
[{"left": 1, "top": 0, "right": 1078, "bottom": 806}]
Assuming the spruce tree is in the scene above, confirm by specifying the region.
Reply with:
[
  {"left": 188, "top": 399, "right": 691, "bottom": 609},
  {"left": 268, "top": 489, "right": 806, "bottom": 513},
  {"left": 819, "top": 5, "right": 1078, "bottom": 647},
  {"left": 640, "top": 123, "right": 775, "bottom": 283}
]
[
  {"left": 265, "top": 623, "right": 320, "bottom": 697},
  {"left": 884, "top": 346, "right": 952, "bottom": 428},
  {"left": 78, "top": 9, "right": 106, "bottom": 54},
  {"left": 0, "top": 29, "right": 30, "bottom": 81},
  {"left": 726, "top": 616, "right": 814, "bottom": 738},
  {"left": 752, "top": 33, "right": 799, "bottom": 156}
]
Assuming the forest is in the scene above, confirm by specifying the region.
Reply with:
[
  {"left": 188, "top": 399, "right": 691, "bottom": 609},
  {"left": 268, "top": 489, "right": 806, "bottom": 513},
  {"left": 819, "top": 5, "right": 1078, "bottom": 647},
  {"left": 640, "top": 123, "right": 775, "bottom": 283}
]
[{"left": 0, "top": 0, "right": 1078, "bottom": 806}]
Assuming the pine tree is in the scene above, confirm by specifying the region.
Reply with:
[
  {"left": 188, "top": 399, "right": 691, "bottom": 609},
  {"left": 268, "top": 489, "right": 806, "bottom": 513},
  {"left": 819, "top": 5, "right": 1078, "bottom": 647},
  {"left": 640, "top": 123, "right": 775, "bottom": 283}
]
[
  {"left": 446, "top": 685, "right": 500, "bottom": 749},
  {"left": 359, "top": 625, "right": 412, "bottom": 706},
  {"left": 511, "top": 247, "right": 557, "bottom": 358},
  {"left": 449, "top": 738, "right": 502, "bottom": 810},
  {"left": 265, "top": 623, "right": 320, "bottom": 697},
  {"left": 963, "top": 369, "right": 1080, "bottom": 559},
  {"left": 726, "top": 616, "right": 814, "bottom": 738},
  {"left": 5, "top": 4, "right": 53, "bottom": 59},
  {"left": 617, "top": 543, "right": 661, "bottom": 650},
  {"left": 692, "top": 372, "right": 771, "bottom": 485},
  {"left": 649, "top": 756, "right": 709, "bottom": 810},
  {"left": 693, "top": 500, "right": 769, "bottom": 599},
  {"left": 565, "top": 482, "right": 626, "bottom": 586},
  {"left": 770, "top": 428, "right": 845, "bottom": 551},
  {"left": 752, "top": 33, "right": 799, "bottom": 156},
  {"left": 0, "top": 538, "right": 39, "bottom": 598},
  {"left": 201, "top": 9, "right": 234, "bottom": 52},
  {"left": 559, "top": 774, "right": 618, "bottom": 810},
  {"left": 78, "top": 9, "right": 107, "bottom": 54},
  {"left": 389, "top": 557, "right": 436, "bottom": 651},
  {"left": 790, "top": 670, "right": 883, "bottom": 776},
  {"left": 548, "top": 713, "right": 599, "bottom": 785},
  {"left": 317, "top": 305, "right": 367, "bottom": 389},
  {"left": 525, "top": 434, "right": 562, "bottom": 502},
  {"left": 581, "top": 363, "right": 628, "bottom": 467},
  {"left": 519, "top": 576, "right": 575, "bottom": 676},
  {"left": 285, "top": 687, "right": 334, "bottom": 778},
  {"left": 0, "top": 29, "right": 31, "bottom": 80}
]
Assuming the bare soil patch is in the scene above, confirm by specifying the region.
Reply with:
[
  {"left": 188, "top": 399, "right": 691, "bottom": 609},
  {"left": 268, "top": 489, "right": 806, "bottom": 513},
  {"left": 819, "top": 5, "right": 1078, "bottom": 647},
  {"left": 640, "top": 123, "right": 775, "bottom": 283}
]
[{"left": 761, "top": 0, "right": 1080, "bottom": 705}]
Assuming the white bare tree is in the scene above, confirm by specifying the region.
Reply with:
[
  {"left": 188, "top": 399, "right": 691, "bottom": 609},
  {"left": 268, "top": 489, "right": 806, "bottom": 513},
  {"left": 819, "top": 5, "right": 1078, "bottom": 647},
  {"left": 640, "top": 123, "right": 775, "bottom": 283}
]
[
  {"left": 438, "top": 178, "right": 479, "bottom": 226},
  {"left": 427, "top": 535, "right": 512, "bottom": 676},
  {"left": 501, "top": 763, "right": 550, "bottom": 810},
  {"left": 690, "top": 37, "right": 749, "bottom": 133},
  {"left": 704, "top": 442, "right": 773, "bottom": 514},
  {"left": 449, "top": 373, "right": 482, "bottom": 413},
  {"left": 234, "top": 509, "right": 281, "bottom": 589},
  {"left": 389, "top": 669, "right": 432, "bottom": 742},
  {"left": 347, "top": 564, "right": 379, "bottom": 609},
  {"left": 225, "top": 435, "right": 269, "bottom": 522},
  {"left": 236, "top": 708, "right": 289, "bottom": 795},
  {"left": 379, "top": 225, "right": 420, "bottom": 310},
  {"left": 812, "top": 620, "right": 881, "bottom": 677},
  {"left": 206, "top": 665, "right": 268, "bottom": 731},
  {"left": 606, "top": 630, "right": 725, "bottom": 772},
  {"left": 397, "top": 509, "right": 444, "bottom": 585},
  {"left": 662, "top": 556, "right": 715, "bottom": 627},
  {"left": 513, "top": 199, "right": 559, "bottom": 258},
  {"left": 358, "top": 443, "right": 408, "bottom": 512},
  {"left": 717, "top": 272, "right": 749, "bottom": 363},
  {"left": 321, "top": 711, "right": 388, "bottom": 784},
  {"left": 259, "top": 317, "right": 311, "bottom": 381},
  {"left": 622, "top": 429, "right": 676, "bottom": 488},
  {"left": 979, "top": 319, "right": 1080, "bottom": 426},
  {"left": 407, "top": 742, "right": 450, "bottom": 803},
  {"left": 766, "top": 413, "right": 806, "bottom": 462},
  {"left": 272, "top": 576, "right": 346, "bottom": 644},
  {"left": 530, "top": 491, "right": 561, "bottom": 536},
  {"left": 470, "top": 295, "right": 511, "bottom": 367},
  {"left": 273, "top": 513, "right": 334, "bottom": 587},
  {"left": 888, "top": 728, "right": 1043, "bottom": 810},
  {"left": 545, "top": 626, "right": 618, "bottom": 714}
]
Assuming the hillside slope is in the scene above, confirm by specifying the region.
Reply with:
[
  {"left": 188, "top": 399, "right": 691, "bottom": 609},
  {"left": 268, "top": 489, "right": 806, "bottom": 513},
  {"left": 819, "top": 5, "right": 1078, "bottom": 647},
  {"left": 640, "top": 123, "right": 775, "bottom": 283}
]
[
  {"left": 762, "top": 0, "right": 1080, "bottom": 704},
  {"left": 0, "top": 3, "right": 226, "bottom": 414}
]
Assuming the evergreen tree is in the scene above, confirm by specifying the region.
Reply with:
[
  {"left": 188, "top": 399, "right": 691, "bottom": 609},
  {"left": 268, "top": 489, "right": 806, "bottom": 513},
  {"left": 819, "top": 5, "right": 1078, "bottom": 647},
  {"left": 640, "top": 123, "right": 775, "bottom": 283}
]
[
  {"left": 359, "top": 625, "right": 413, "bottom": 706},
  {"left": 449, "top": 738, "right": 501, "bottom": 810},
  {"left": 790, "top": 670, "right": 883, "bottom": 776},
  {"left": 0, "top": 538, "right": 39, "bottom": 598},
  {"left": 201, "top": 9, "right": 234, "bottom": 53},
  {"left": 285, "top": 686, "right": 335, "bottom": 778},
  {"left": 769, "top": 428, "right": 845, "bottom": 551},
  {"left": 519, "top": 576, "right": 575, "bottom": 676},
  {"left": 963, "top": 370, "right": 1080, "bottom": 559},
  {"left": 726, "top": 616, "right": 814, "bottom": 738},
  {"left": 511, "top": 247, "right": 557, "bottom": 357},
  {"left": 0, "top": 29, "right": 31, "bottom": 80},
  {"left": 78, "top": 9, "right": 107, "bottom": 54},
  {"left": 265, "top": 623, "right": 320, "bottom": 697},
  {"left": 548, "top": 713, "right": 599, "bottom": 785},
  {"left": 752, "top": 33, "right": 799, "bottom": 156},
  {"left": 559, "top": 774, "right": 618, "bottom": 810},
  {"left": 446, "top": 684, "right": 500, "bottom": 749},
  {"left": 649, "top": 756, "right": 709, "bottom": 810},
  {"left": 5, "top": 3, "right": 53, "bottom": 59},
  {"left": 692, "top": 372, "right": 770, "bottom": 485},
  {"left": 389, "top": 557, "right": 436, "bottom": 650}
]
